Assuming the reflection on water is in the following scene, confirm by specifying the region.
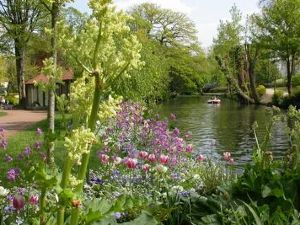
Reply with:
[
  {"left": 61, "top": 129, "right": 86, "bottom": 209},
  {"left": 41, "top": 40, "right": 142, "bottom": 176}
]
[{"left": 157, "top": 96, "right": 289, "bottom": 166}]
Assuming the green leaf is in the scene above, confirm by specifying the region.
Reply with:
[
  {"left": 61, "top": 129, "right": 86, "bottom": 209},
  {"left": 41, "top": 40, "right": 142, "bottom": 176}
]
[
  {"left": 113, "top": 195, "right": 127, "bottom": 211},
  {"left": 122, "top": 211, "right": 159, "bottom": 225},
  {"left": 243, "top": 202, "right": 262, "bottom": 225},
  {"left": 262, "top": 185, "right": 271, "bottom": 198},
  {"left": 85, "top": 198, "right": 113, "bottom": 224}
]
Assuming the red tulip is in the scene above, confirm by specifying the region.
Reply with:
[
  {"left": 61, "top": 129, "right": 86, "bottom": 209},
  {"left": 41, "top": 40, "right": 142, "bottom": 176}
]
[{"left": 13, "top": 195, "right": 25, "bottom": 210}]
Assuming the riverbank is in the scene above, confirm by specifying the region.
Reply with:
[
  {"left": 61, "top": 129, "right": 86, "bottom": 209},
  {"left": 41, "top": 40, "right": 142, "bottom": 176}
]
[{"left": 203, "top": 87, "right": 289, "bottom": 106}]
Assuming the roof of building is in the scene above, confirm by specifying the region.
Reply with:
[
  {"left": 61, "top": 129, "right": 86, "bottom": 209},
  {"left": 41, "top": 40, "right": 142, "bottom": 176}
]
[{"left": 25, "top": 69, "right": 74, "bottom": 85}]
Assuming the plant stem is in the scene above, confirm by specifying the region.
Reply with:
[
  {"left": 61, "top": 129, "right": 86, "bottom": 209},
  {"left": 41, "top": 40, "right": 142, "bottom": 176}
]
[
  {"left": 57, "top": 157, "right": 73, "bottom": 225},
  {"left": 70, "top": 73, "right": 102, "bottom": 225},
  {"left": 39, "top": 187, "right": 46, "bottom": 225}
]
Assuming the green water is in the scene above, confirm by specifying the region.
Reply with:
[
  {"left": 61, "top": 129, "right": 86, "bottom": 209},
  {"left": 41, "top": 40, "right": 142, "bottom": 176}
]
[{"left": 158, "top": 96, "right": 289, "bottom": 165}]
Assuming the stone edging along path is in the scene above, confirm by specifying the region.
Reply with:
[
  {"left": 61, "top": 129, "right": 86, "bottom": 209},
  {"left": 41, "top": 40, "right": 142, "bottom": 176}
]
[{"left": 0, "top": 110, "right": 47, "bottom": 137}]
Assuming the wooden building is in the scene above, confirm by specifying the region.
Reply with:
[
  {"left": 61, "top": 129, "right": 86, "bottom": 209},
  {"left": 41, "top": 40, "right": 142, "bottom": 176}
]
[{"left": 25, "top": 69, "right": 74, "bottom": 108}]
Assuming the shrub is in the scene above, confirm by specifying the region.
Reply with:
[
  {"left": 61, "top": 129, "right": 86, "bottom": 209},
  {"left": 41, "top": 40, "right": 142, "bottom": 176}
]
[
  {"left": 256, "top": 85, "right": 266, "bottom": 97},
  {"left": 272, "top": 90, "right": 284, "bottom": 106},
  {"left": 273, "top": 78, "right": 286, "bottom": 87},
  {"left": 280, "top": 87, "right": 300, "bottom": 108},
  {"left": 5, "top": 95, "right": 19, "bottom": 106},
  {"left": 292, "top": 73, "right": 300, "bottom": 86}
]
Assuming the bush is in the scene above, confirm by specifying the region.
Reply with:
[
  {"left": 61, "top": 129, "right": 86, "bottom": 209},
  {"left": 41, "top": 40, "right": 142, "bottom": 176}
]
[
  {"left": 272, "top": 90, "right": 284, "bottom": 106},
  {"left": 273, "top": 78, "right": 286, "bottom": 87},
  {"left": 256, "top": 85, "right": 266, "bottom": 97},
  {"left": 5, "top": 95, "right": 19, "bottom": 106},
  {"left": 280, "top": 87, "right": 300, "bottom": 108},
  {"left": 292, "top": 73, "right": 300, "bottom": 86}
]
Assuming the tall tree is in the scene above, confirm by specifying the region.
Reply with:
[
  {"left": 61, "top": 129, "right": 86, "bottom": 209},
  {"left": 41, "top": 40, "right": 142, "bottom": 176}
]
[
  {"left": 130, "top": 3, "right": 209, "bottom": 95},
  {"left": 0, "top": 0, "right": 42, "bottom": 107},
  {"left": 130, "top": 3, "right": 197, "bottom": 47},
  {"left": 39, "top": 0, "right": 72, "bottom": 166},
  {"left": 213, "top": 5, "right": 255, "bottom": 103},
  {"left": 244, "top": 16, "right": 261, "bottom": 103},
  {"left": 255, "top": 0, "right": 300, "bottom": 95}
]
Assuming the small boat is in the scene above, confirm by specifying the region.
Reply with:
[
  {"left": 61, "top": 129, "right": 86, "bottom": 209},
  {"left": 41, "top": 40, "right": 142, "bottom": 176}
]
[{"left": 207, "top": 98, "right": 221, "bottom": 104}]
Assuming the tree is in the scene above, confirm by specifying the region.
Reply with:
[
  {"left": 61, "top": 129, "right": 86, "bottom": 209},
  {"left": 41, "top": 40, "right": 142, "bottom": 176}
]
[
  {"left": 130, "top": 3, "right": 197, "bottom": 47},
  {"left": 213, "top": 5, "right": 256, "bottom": 103},
  {"left": 255, "top": 0, "right": 300, "bottom": 95},
  {"left": 0, "top": 0, "right": 42, "bottom": 107},
  {"left": 130, "top": 3, "right": 209, "bottom": 96},
  {"left": 244, "top": 16, "right": 261, "bottom": 103}
]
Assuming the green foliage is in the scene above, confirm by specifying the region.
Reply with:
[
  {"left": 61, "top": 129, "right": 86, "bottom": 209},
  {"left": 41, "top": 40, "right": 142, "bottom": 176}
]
[
  {"left": 292, "top": 73, "right": 300, "bottom": 86},
  {"left": 129, "top": 3, "right": 211, "bottom": 97},
  {"left": 113, "top": 33, "right": 170, "bottom": 102},
  {"left": 255, "top": 59, "right": 281, "bottom": 85},
  {"left": 272, "top": 90, "right": 284, "bottom": 105},
  {"left": 5, "top": 94, "right": 19, "bottom": 105},
  {"left": 256, "top": 85, "right": 266, "bottom": 97},
  {"left": 274, "top": 79, "right": 286, "bottom": 87}
]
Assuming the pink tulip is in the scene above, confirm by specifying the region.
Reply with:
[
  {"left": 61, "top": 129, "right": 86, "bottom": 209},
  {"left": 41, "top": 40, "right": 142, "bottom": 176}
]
[
  {"left": 142, "top": 164, "right": 150, "bottom": 172},
  {"left": 160, "top": 154, "right": 169, "bottom": 164},
  {"left": 99, "top": 154, "right": 110, "bottom": 164},
  {"left": 186, "top": 144, "right": 193, "bottom": 153},
  {"left": 223, "top": 152, "right": 231, "bottom": 161},
  {"left": 138, "top": 151, "right": 148, "bottom": 159},
  {"left": 197, "top": 154, "right": 205, "bottom": 161},
  {"left": 228, "top": 158, "right": 234, "bottom": 164},
  {"left": 126, "top": 158, "right": 138, "bottom": 169},
  {"left": 29, "top": 195, "right": 39, "bottom": 205},
  {"left": 148, "top": 154, "right": 156, "bottom": 163}
]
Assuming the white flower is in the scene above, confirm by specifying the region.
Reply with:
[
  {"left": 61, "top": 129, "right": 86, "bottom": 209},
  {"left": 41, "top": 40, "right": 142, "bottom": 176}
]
[{"left": 0, "top": 186, "right": 9, "bottom": 196}]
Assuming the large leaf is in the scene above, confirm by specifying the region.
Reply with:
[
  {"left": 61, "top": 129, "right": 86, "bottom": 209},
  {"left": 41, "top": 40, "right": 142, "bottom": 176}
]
[
  {"left": 122, "top": 211, "right": 159, "bottom": 225},
  {"left": 85, "top": 198, "right": 114, "bottom": 224}
]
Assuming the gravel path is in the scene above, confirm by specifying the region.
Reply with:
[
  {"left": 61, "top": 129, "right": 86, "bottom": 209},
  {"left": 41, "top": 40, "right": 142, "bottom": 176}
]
[{"left": 0, "top": 110, "right": 47, "bottom": 136}]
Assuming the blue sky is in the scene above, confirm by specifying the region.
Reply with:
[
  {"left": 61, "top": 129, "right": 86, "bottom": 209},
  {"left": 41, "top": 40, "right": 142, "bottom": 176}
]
[{"left": 69, "top": 0, "right": 260, "bottom": 48}]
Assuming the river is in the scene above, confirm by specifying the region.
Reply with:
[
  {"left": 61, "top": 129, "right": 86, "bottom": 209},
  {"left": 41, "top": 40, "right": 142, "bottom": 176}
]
[{"left": 158, "top": 96, "right": 289, "bottom": 166}]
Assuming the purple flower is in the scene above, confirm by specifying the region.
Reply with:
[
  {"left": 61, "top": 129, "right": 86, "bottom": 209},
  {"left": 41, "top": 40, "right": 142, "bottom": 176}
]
[
  {"left": 114, "top": 212, "right": 122, "bottom": 220},
  {"left": 18, "top": 188, "right": 26, "bottom": 195},
  {"left": 90, "top": 176, "right": 104, "bottom": 185},
  {"left": 24, "top": 146, "right": 31, "bottom": 156},
  {"left": 18, "top": 153, "right": 24, "bottom": 160},
  {"left": 5, "top": 154, "right": 13, "bottom": 162},
  {"left": 180, "top": 191, "right": 190, "bottom": 197},
  {"left": 36, "top": 128, "right": 43, "bottom": 136},
  {"left": 7, "top": 168, "right": 19, "bottom": 181},
  {"left": 1, "top": 139, "right": 8, "bottom": 149},
  {"left": 34, "top": 141, "right": 42, "bottom": 149}
]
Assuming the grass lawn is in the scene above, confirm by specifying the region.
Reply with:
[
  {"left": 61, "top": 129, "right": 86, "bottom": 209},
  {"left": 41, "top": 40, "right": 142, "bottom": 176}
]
[
  {"left": 0, "top": 115, "right": 101, "bottom": 184},
  {"left": 0, "top": 110, "right": 7, "bottom": 117}
]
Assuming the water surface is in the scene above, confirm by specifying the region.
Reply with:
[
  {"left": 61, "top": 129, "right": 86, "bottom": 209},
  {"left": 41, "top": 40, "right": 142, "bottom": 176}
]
[{"left": 158, "top": 96, "right": 289, "bottom": 165}]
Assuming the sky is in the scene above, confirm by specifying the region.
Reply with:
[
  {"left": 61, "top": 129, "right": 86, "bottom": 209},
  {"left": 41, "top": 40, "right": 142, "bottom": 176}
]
[{"left": 69, "top": 0, "right": 260, "bottom": 48}]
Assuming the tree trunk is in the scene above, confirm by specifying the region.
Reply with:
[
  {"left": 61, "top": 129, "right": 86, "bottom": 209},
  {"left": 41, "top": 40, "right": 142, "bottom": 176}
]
[
  {"left": 249, "top": 63, "right": 260, "bottom": 104},
  {"left": 15, "top": 40, "right": 26, "bottom": 108},
  {"left": 286, "top": 57, "right": 292, "bottom": 96},
  {"left": 215, "top": 56, "right": 255, "bottom": 104},
  {"left": 46, "top": 2, "right": 59, "bottom": 165}
]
